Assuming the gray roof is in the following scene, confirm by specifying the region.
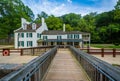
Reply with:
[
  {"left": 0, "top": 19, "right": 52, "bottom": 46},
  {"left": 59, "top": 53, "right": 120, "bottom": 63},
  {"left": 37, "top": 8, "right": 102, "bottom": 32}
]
[
  {"left": 42, "top": 30, "right": 90, "bottom": 35},
  {"left": 15, "top": 28, "right": 36, "bottom": 32},
  {"left": 42, "top": 30, "right": 66, "bottom": 35},
  {"left": 66, "top": 31, "right": 90, "bottom": 34},
  {"left": 15, "top": 24, "right": 41, "bottom": 32}
]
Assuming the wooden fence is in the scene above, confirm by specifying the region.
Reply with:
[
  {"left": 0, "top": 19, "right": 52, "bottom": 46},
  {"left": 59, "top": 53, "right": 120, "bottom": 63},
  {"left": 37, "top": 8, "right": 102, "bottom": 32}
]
[
  {"left": 0, "top": 49, "right": 21, "bottom": 56},
  {"left": 0, "top": 46, "right": 54, "bottom": 56},
  {"left": 80, "top": 48, "right": 120, "bottom": 57}
]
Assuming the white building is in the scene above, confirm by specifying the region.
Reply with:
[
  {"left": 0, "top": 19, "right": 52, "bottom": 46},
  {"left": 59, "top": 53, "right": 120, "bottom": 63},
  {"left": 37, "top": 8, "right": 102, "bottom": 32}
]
[
  {"left": 14, "top": 18, "right": 90, "bottom": 48},
  {"left": 14, "top": 18, "right": 48, "bottom": 48},
  {"left": 38, "top": 30, "right": 90, "bottom": 47}
]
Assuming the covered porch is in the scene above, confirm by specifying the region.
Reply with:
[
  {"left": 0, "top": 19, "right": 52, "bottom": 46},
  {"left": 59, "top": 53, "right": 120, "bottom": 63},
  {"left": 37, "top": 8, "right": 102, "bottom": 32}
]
[{"left": 37, "top": 39, "right": 83, "bottom": 48}]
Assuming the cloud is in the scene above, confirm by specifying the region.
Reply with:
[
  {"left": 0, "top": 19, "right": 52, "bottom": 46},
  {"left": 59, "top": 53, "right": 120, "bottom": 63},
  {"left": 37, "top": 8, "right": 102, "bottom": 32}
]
[
  {"left": 77, "top": 0, "right": 118, "bottom": 15},
  {"left": 67, "top": 0, "right": 72, "bottom": 3},
  {"left": 21, "top": 0, "right": 118, "bottom": 18}
]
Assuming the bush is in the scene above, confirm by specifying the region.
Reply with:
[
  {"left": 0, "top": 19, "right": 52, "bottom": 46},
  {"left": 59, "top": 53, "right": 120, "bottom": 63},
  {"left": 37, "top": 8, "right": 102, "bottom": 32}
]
[{"left": 113, "top": 43, "right": 119, "bottom": 46}]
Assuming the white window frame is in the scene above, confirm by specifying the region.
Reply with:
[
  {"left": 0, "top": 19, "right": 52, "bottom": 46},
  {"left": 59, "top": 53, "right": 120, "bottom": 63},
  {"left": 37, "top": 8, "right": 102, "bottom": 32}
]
[
  {"left": 26, "top": 33, "right": 32, "bottom": 38},
  {"left": 27, "top": 41, "right": 33, "bottom": 47},
  {"left": 18, "top": 41, "right": 24, "bottom": 47}
]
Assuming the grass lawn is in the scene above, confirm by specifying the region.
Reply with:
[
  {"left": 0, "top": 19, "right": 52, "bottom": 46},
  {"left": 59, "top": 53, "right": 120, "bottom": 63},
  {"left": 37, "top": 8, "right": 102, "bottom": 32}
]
[{"left": 90, "top": 44, "right": 120, "bottom": 48}]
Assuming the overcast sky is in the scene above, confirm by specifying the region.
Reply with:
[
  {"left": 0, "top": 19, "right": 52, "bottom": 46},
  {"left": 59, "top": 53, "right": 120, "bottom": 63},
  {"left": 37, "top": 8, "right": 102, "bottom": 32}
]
[{"left": 21, "top": 0, "right": 118, "bottom": 18}]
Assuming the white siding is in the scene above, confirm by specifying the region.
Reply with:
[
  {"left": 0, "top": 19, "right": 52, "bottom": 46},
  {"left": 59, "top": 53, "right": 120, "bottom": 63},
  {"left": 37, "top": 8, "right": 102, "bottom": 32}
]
[
  {"left": 15, "top": 32, "right": 37, "bottom": 48},
  {"left": 14, "top": 33, "right": 18, "bottom": 48},
  {"left": 79, "top": 34, "right": 82, "bottom": 39},
  {"left": 47, "top": 35, "right": 57, "bottom": 39},
  {"left": 42, "top": 34, "right": 82, "bottom": 39},
  {"left": 32, "top": 32, "right": 37, "bottom": 47},
  {"left": 61, "top": 35, "right": 67, "bottom": 39},
  {"left": 14, "top": 17, "right": 48, "bottom": 48}
]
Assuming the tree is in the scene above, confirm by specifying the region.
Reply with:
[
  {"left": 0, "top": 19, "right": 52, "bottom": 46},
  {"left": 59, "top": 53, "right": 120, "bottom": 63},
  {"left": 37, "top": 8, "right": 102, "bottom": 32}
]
[
  {"left": 108, "top": 24, "right": 120, "bottom": 44},
  {"left": 34, "top": 11, "right": 48, "bottom": 23},
  {"left": 40, "top": 11, "right": 48, "bottom": 18},
  {"left": 65, "top": 24, "right": 73, "bottom": 31},
  {"left": 95, "top": 11, "right": 114, "bottom": 27},
  {"left": 61, "top": 13, "right": 81, "bottom": 27},
  {"left": 46, "top": 16, "right": 63, "bottom": 30},
  {"left": 0, "top": 0, "right": 34, "bottom": 39},
  {"left": 114, "top": 0, "right": 120, "bottom": 21},
  {"left": 77, "top": 19, "right": 88, "bottom": 32}
]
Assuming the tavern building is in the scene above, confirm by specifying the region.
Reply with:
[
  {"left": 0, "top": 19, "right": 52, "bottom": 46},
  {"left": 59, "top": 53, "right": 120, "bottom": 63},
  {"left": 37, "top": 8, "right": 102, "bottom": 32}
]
[{"left": 14, "top": 18, "right": 90, "bottom": 48}]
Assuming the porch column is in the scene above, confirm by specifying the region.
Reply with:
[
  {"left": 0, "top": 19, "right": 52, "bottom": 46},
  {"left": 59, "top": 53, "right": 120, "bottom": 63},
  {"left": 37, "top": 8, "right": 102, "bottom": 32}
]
[
  {"left": 72, "top": 42, "right": 74, "bottom": 46},
  {"left": 82, "top": 41, "right": 84, "bottom": 48},
  {"left": 79, "top": 42, "right": 82, "bottom": 48},
  {"left": 55, "top": 42, "right": 57, "bottom": 45},
  {"left": 88, "top": 34, "right": 91, "bottom": 48}
]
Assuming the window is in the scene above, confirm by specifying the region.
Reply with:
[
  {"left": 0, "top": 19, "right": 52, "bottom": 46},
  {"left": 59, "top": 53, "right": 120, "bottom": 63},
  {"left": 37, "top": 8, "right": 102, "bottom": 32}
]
[
  {"left": 70, "top": 34, "right": 73, "bottom": 39},
  {"left": 18, "top": 41, "right": 24, "bottom": 47},
  {"left": 57, "top": 36, "right": 62, "bottom": 40},
  {"left": 30, "top": 33, "right": 32, "bottom": 37},
  {"left": 67, "top": 34, "right": 73, "bottom": 39},
  {"left": 43, "top": 36, "right": 47, "bottom": 40},
  {"left": 37, "top": 33, "right": 41, "bottom": 38},
  {"left": 74, "top": 34, "right": 79, "bottom": 39},
  {"left": 27, "top": 41, "right": 33, "bottom": 47},
  {"left": 18, "top": 33, "right": 24, "bottom": 38},
  {"left": 26, "top": 33, "right": 32, "bottom": 38},
  {"left": 26, "top": 33, "right": 28, "bottom": 37},
  {"left": 21, "top": 33, "right": 24, "bottom": 37},
  {"left": 67, "top": 35, "right": 70, "bottom": 39}
]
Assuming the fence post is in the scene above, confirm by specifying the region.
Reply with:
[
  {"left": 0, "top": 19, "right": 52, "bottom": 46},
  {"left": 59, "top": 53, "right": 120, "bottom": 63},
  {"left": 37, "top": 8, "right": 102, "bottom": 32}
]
[
  {"left": 113, "top": 48, "right": 116, "bottom": 57},
  {"left": 87, "top": 48, "right": 90, "bottom": 54},
  {"left": 33, "top": 48, "right": 35, "bottom": 55},
  {"left": 20, "top": 49, "right": 23, "bottom": 56},
  {"left": 45, "top": 48, "right": 46, "bottom": 52},
  {"left": 101, "top": 48, "right": 104, "bottom": 57}
]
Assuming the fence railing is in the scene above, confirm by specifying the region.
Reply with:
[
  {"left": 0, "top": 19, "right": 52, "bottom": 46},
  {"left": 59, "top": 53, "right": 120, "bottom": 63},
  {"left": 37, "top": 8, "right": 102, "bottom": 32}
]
[
  {"left": 0, "top": 46, "right": 54, "bottom": 56},
  {"left": 70, "top": 46, "right": 120, "bottom": 81},
  {"left": 21, "top": 46, "right": 54, "bottom": 56},
  {"left": 0, "top": 49, "right": 21, "bottom": 56},
  {"left": 0, "top": 46, "right": 58, "bottom": 81},
  {"left": 80, "top": 48, "right": 120, "bottom": 57}
]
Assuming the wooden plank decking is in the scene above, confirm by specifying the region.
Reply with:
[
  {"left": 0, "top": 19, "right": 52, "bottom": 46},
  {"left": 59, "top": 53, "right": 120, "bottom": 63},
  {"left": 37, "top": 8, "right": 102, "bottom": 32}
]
[{"left": 44, "top": 48, "right": 89, "bottom": 81}]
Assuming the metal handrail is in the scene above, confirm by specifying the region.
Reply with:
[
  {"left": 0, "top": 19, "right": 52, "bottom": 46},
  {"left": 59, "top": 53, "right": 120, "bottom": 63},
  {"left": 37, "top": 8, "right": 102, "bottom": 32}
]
[
  {"left": 0, "top": 46, "right": 58, "bottom": 81},
  {"left": 70, "top": 46, "right": 120, "bottom": 81}
]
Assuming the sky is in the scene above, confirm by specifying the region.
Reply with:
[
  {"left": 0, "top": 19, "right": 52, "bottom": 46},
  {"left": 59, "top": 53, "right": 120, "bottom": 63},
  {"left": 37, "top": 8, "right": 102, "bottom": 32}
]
[{"left": 21, "top": 0, "right": 118, "bottom": 18}]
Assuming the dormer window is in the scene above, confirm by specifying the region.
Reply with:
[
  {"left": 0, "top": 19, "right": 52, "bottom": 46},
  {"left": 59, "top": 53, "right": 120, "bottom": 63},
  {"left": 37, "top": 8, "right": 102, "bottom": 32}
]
[
  {"left": 23, "top": 23, "right": 27, "bottom": 30},
  {"left": 32, "top": 23, "right": 36, "bottom": 30}
]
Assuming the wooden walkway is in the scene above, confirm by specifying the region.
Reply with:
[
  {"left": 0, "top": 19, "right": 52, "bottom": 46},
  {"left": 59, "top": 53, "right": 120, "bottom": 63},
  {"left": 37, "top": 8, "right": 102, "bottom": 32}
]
[{"left": 44, "top": 48, "right": 89, "bottom": 81}]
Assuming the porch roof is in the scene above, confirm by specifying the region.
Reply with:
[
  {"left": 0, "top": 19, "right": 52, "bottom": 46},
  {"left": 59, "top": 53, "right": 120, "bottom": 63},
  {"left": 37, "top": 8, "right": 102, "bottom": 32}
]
[{"left": 38, "top": 39, "right": 83, "bottom": 42}]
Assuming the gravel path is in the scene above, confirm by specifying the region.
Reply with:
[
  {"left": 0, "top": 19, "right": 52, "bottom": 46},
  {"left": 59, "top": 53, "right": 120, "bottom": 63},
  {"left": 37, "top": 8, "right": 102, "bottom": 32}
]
[
  {"left": 0, "top": 55, "right": 37, "bottom": 64},
  {"left": 92, "top": 55, "right": 120, "bottom": 65}
]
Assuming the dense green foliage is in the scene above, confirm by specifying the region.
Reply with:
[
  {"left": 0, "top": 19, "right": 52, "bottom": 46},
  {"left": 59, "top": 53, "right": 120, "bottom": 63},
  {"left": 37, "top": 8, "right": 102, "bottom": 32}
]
[
  {"left": 0, "top": 0, "right": 34, "bottom": 38},
  {"left": 0, "top": 0, "right": 120, "bottom": 45}
]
